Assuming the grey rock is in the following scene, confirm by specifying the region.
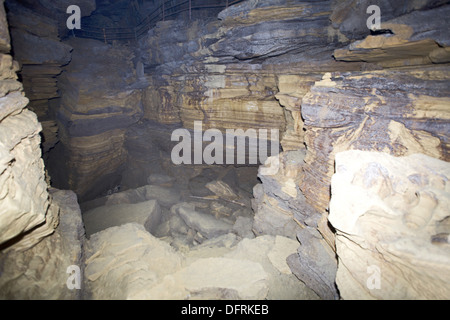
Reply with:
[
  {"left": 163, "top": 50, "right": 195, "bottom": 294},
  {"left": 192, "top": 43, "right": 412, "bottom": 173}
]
[
  {"left": 83, "top": 199, "right": 162, "bottom": 237},
  {"left": 287, "top": 228, "right": 339, "bottom": 300},
  {"left": 175, "top": 203, "right": 233, "bottom": 239},
  {"left": 105, "top": 184, "right": 181, "bottom": 208},
  {"left": 233, "top": 216, "right": 255, "bottom": 239}
]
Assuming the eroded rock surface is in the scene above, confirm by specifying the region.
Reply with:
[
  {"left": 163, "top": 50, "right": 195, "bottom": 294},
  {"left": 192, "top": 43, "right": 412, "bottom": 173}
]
[{"left": 329, "top": 151, "right": 450, "bottom": 300}]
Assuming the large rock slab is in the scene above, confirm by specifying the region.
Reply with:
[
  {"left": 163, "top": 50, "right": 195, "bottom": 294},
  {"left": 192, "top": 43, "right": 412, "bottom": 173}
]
[
  {"left": 301, "top": 67, "right": 450, "bottom": 216},
  {"left": 83, "top": 199, "right": 161, "bottom": 237},
  {"left": 224, "top": 235, "right": 319, "bottom": 300},
  {"left": 84, "top": 223, "right": 184, "bottom": 300},
  {"left": 174, "top": 202, "right": 233, "bottom": 239},
  {"left": 329, "top": 150, "right": 450, "bottom": 300},
  {"left": 51, "top": 38, "right": 143, "bottom": 201},
  {"left": 0, "top": 190, "right": 84, "bottom": 299},
  {"left": 287, "top": 228, "right": 339, "bottom": 300},
  {"left": 105, "top": 184, "right": 181, "bottom": 208}
]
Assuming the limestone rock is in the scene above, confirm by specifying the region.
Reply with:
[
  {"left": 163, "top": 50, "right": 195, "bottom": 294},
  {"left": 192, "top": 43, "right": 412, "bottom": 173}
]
[
  {"left": 224, "top": 235, "right": 319, "bottom": 300},
  {"left": 0, "top": 68, "right": 54, "bottom": 250},
  {"left": 147, "top": 173, "right": 175, "bottom": 186},
  {"left": 287, "top": 228, "right": 339, "bottom": 300},
  {"left": 329, "top": 150, "right": 450, "bottom": 300},
  {"left": 268, "top": 235, "right": 299, "bottom": 275},
  {"left": 84, "top": 223, "right": 183, "bottom": 300},
  {"left": 144, "top": 257, "right": 269, "bottom": 300},
  {"left": 232, "top": 216, "right": 255, "bottom": 239},
  {"left": 0, "top": 189, "right": 84, "bottom": 299},
  {"left": 205, "top": 180, "right": 241, "bottom": 202},
  {"left": 301, "top": 67, "right": 450, "bottom": 216},
  {"left": 175, "top": 202, "right": 233, "bottom": 239},
  {"left": 82, "top": 200, "right": 162, "bottom": 237},
  {"left": 5, "top": 0, "right": 76, "bottom": 163},
  {"left": 0, "top": 0, "right": 10, "bottom": 53},
  {"left": 105, "top": 185, "right": 181, "bottom": 208},
  {"left": 334, "top": 5, "right": 450, "bottom": 67},
  {"left": 252, "top": 150, "right": 315, "bottom": 239}
]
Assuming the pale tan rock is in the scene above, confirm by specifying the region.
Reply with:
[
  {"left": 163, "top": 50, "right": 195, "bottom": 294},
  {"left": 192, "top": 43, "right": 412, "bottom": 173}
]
[
  {"left": 224, "top": 235, "right": 320, "bottom": 300},
  {"left": 0, "top": 190, "right": 84, "bottom": 299},
  {"left": 82, "top": 200, "right": 162, "bottom": 237},
  {"left": 329, "top": 150, "right": 450, "bottom": 300},
  {"left": 267, "top": 235, "right": 299, "bottom": 275},
  {"left": 0, "top": 96, "right": 55, "bottom": 250},
  {"left": 144, "top": 257, "right": 269, "bottom": 300},
  {"left": 84, "top": 223, "right": 184, "bottom": 300}
]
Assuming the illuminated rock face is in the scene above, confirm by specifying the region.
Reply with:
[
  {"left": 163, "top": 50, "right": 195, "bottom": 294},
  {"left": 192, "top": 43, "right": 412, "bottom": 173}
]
[
  {"left": 0, "top": 1, "right": 84, "bottom": 299},
  {"left": 330, "top": 151, "right": 450, "bottom": 300},
  {"left": 0, "top": 0, "right": 54, "bottom": 251},
  {"left": 300, "top": 67, "right": 450, "bottom": 219}
]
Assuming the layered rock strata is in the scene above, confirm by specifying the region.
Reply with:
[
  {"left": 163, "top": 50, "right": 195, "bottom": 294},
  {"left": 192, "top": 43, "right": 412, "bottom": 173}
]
[
  {"left": 0, "top": 1, "right": 84, "bottom": 299},
  {"left": 51, "top": 38, "right": 144, "bottom": 201},
  {"left": 84, "top": 223, "right": 319, "bottom": 300},
  {"left": 0, "top": 0, "right": 56, "bottom": 252},
  {"left": 5, "top": 0, "right": 96, "bottom": 156}
]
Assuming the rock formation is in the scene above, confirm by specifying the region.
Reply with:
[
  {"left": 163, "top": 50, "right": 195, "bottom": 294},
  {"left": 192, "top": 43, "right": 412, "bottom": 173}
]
[
  {"left": 329, "top": 150, "right": 450, "bottom": 299},
  {"left": 0, "top": 0, "right": 85, "bottom": 298},
  {"left": 84, "top": 223, "right": 318, "bottom": 300},
  {"left": 5, "top": 0, "right": 96, "bottom": 158},
  {"left": 0, "top": 0, "right": 56, "bottom": 252},
  {"left": 0, "top": 0, "right": 449, "bottom": 301}
]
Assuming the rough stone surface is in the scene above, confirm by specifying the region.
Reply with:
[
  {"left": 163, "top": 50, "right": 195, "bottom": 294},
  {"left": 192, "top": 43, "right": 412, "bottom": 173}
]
[
  {"left": 83, "top": 199, "right": 162, "bottom": 237},
  {"left": 0, "top": 190, "right": 84, "bottom": 299},
  {"left": 224, "top": 235, "right": 320, "bottom": 300},
  {"left": 146, "top": 257, "right": 269, "bottom": 300},
  {"left": 329, "top": 150, "right": 450, "bottom": 300},
  {"left": 0, "top": 1, "right": 56, "bottom": 251},
  {"left": 301, "top": 68, "right": 450, "bottom": 216},
  {"left": 105, "top": 184, "right": 181, "bottom": 208},
  {"left": 5, "top": 1, "right": 78, "bottom": 160},
  {"left": 287, "top": 228, "right": 339, "bottom": 300},
  {"left": 175, "top": 202, "right": 233, "bottom": 239},
  {"left": 84, "top": 223, "right": 183, "bottom": 300}
]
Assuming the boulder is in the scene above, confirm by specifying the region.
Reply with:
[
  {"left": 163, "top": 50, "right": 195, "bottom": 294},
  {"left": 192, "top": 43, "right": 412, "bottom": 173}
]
[
  {"left": 329, "top": 150, "right": 450, "bottom": 299},
  {"left": 174, "top": 202, "right": 233, "bottom": 239},
  {"left": 225, "top": 235, "right": 320, "bottom": 300},
  {"left": 83, "top": 200, "right": 162, "bottom": 237},
  {"left": 144, "top": 257, "right": 269, "bottom": 300},
  {"left": 84, "top": 223, "right": 183, "bottom": 300},
  {"left": 0, "top": 190, "right": 84, "bottom": 299},
  {"left": 105, "top": 184, "right": 181, "bottom": 208}
]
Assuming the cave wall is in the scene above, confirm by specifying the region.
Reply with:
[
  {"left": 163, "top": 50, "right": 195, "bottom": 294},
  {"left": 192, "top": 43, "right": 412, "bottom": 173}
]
[
  {"left": 0, "top": 0, "right": 85, "bottom": 299},
  {"left": 39, "top": 0, "right": 449, "bottom": 299},
  {"left": 1, "top": 0, "right": 448, "bottom": 300}
]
